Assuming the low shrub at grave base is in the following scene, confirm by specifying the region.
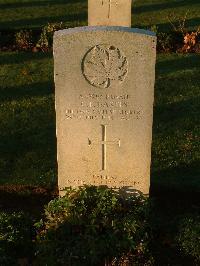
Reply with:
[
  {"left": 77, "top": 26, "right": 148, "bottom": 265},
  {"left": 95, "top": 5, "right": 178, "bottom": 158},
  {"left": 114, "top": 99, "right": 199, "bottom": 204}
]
[
  {"left": 0, "top": 211, "right": 33, "bottom": 265},
  {"left": 156, "top": 30, "right": 200, "bottom": 53},
  {"left": 36, "top": 22, "right": 64, "bottom": 52},
  {"left": 1, "top": 22, "right": 200, "bottom": 53},
  {"left": 177, "top": 215, "right": 200, "bottom": 263},
  {"left": 15, "top": 30, "right": 34, "bottom": 51},
  {"left": 34, "top": 186, "right": 154, "bottom": 266},
  {"left": 0, "top": 22, "right": 64, "bottom": 52}
]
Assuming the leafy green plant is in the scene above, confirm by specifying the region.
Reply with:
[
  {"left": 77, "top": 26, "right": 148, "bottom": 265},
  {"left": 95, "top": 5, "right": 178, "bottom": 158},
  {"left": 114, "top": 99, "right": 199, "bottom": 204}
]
[
  {"left": 35, "top": 186, "right": 153, "bottom": 266},
  {"left": 15, "top": 30, "right": 33, "bottom": 51},
  {"left": 36, "top": 22, "right": 64, "bottom": 52},
  {"left": 0, "top": 211, "right": 33, "bottom": 265},
  {"left": 149, "top": 25, "right": 158, "bottom": 34},
  {"left": 157, "top": 32, "right": 175, "bottom": 52},
  {"left": 177, "top": 215, "right": 200, "bottom": 262}
]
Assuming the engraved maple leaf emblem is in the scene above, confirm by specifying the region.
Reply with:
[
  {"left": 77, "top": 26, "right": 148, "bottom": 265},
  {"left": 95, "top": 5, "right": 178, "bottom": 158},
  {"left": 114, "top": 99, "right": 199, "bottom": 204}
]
[{"left": 83, "top": 45, "right": 128, "bottom": 89}]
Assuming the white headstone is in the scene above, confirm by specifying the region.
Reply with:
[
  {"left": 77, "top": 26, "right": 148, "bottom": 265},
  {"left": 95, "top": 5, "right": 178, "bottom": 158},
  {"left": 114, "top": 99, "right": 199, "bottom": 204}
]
[
  {"left": 88, "top": 0, "right": 132, "bottom": 27},
  {"left": 54, "top": 26, "right": 156, "bottom": 194}
]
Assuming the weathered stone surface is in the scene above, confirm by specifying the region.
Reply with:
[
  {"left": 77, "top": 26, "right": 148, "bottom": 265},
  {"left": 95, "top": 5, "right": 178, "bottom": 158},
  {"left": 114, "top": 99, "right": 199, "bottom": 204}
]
[
  {"left": 54, "top": 26, "right": 156, "bottom": 194},
  {"left": 88, "top": 0, "right": 132, "bottom": 27}
]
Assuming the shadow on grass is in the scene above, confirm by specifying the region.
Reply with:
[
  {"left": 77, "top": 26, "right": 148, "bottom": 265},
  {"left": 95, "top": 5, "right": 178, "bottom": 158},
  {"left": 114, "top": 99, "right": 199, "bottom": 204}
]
[
  {"left": 0, "top": 81, "right": 54, "bottom": 102},
  {"left": 152, "top": 98, "right": 200, "bottom": 198},
  {"left": 152, "top": 54, "right": 200, "bottom": 201},
  {"left": 133, "top": 0, "right": 198, "bottom": 14},
  {"left": 0, "top": 106, "right": 56, "bottom": 157},
  {"left": 0, "top": 0, "right": 86, "bottom": 9},
  {"left": 151, "top": 160, "right": 200, "bottom": 197},
  {"left": 156, "top": 54, "right": 200, "bottom": 76},
  {"left": 154, "top": 96, "right": 200, "bottom": 130},
  {"left": 0, "top": 89, "right": 57, "bottom": 187},
  {"left": 154, "top": 54, "right": 200, "bottom": 127},
  {"left": 0, "top": 185, "right": 57, "bottom": 214},
  {"left": 0, "top": 52, "right": 52, "bottom": 65},
  {"left": 0, "top": 12, "right": 87, "bottom": 30}
]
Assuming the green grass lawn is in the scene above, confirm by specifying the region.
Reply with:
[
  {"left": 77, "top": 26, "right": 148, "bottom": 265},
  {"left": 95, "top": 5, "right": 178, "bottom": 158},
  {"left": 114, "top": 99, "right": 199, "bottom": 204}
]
[
  {"left": 0, "top": 52, "right": 56, "bottom": 187},
  {"left": 0, "top": 51, "right": 199, "bottom": 193},
  {"left": 153, "top": 53, "right": 200, "bottom": 193},
  {"left": 0, "top": 0, "right": 200, "bottom": 31}
]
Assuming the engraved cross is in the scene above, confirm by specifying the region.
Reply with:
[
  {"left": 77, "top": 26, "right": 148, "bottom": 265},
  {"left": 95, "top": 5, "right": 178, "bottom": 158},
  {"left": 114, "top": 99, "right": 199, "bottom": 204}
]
[
  {"left": 88, "top": 124, "right": 120, "bottom": 171},
  {"left": 102, "top": 0, "right": 118, "bottom": 19}
]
